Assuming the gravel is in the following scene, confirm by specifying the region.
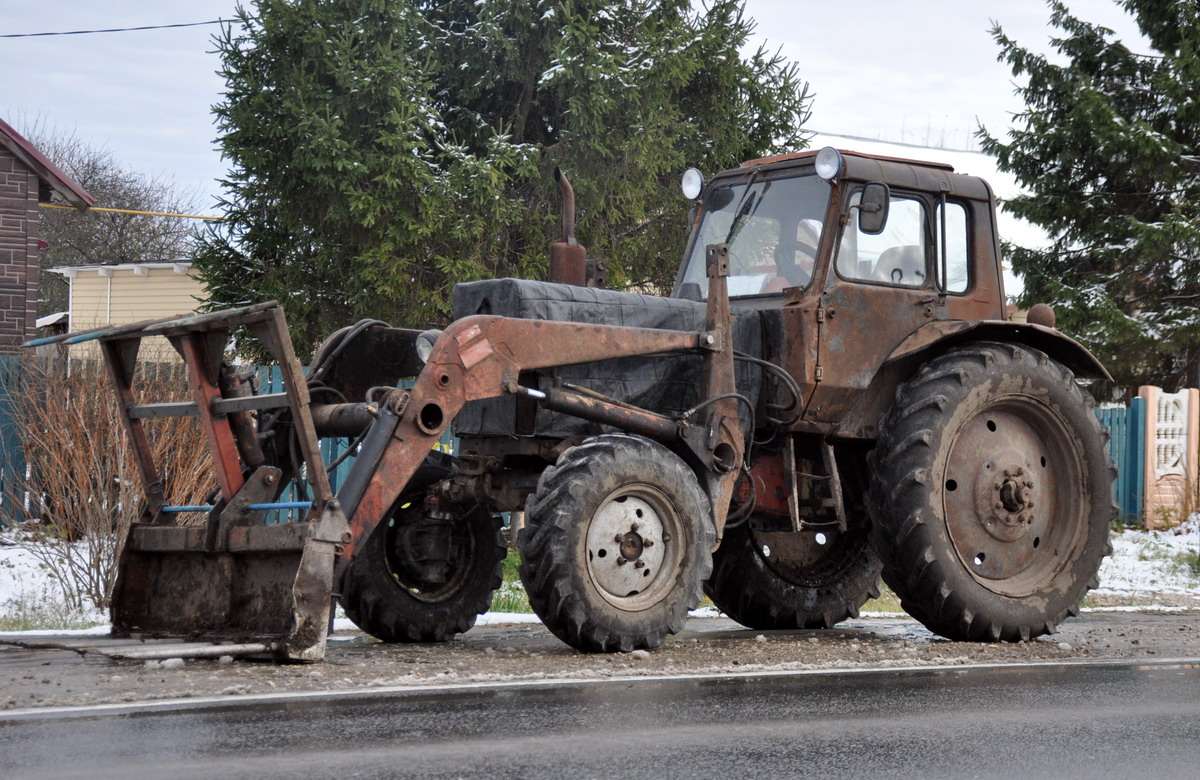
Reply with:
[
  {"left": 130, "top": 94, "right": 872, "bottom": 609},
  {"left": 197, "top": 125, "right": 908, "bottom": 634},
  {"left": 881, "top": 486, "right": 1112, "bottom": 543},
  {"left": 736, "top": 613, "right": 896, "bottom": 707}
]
[{"left": 2, "top": 610, "right": 1198, "bottom": 712}]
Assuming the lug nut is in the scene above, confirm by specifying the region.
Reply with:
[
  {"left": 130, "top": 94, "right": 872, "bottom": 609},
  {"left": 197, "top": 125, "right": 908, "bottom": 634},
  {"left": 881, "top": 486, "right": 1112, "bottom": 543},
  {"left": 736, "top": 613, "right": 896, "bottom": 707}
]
[
  {"left": 630, "top": 523, "right": 640, "bottom": 532},
  {"left": 634, "top": 560, "right": 645, "bottom": 569},
  {"left": 617, "top": 557, "right": 627, "bottom": 566},
  {"left": 643, "top": 540, "right": 654, "bottom": 548}
]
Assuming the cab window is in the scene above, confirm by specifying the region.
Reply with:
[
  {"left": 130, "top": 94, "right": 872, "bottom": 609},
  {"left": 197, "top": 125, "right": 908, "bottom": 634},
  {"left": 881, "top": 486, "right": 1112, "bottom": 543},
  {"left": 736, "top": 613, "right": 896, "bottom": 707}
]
[
  {"left": 678, "top": 175, "right": 829, "bottom": 298},
  {"left": 937, "top": 201, "right": 969, "bottom": 293},
  {"left": 836, "top": 193, "right": 927, "bottom": 287}
]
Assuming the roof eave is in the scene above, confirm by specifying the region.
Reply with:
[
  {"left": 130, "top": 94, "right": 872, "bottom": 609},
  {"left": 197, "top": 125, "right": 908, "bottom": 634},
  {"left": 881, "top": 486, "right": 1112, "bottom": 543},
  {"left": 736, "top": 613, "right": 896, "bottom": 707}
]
[{"left": 0, "top": 117, "right": 95, "bottom": 211}]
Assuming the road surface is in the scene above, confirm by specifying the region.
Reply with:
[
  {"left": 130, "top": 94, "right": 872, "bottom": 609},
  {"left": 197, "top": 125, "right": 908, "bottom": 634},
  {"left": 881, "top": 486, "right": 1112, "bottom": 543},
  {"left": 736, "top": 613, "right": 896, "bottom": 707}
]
[{"left": 2, "top": 659, "right": 1198, "bottom": 779}]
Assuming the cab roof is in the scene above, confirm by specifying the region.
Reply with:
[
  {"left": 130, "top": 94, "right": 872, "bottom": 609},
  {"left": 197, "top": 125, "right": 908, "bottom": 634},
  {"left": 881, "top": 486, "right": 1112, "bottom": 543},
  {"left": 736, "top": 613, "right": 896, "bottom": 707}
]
[{"left": 740, "top": 148, "right": 954, "bottom": 172}]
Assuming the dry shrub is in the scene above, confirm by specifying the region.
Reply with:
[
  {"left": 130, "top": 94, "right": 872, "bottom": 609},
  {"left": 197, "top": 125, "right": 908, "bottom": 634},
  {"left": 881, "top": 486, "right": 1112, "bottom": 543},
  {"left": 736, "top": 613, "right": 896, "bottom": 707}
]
[{"left": 2, "top": 352, "right": 215, "bottom": 611}]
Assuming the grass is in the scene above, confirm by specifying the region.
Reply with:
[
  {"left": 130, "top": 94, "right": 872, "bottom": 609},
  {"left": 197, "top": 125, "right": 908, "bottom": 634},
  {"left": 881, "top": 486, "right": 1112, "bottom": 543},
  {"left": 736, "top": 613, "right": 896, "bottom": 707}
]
[
  {"left": 861, "top": 584, "right": 905, "bottom": 615},
  {"left": 490, "top": 549, "right": 534, "bottom": 613},
  {"left": 0, "top": 586, "right": 106, "bottom": 632},
  {"left": 1174, "top": 549, "right": 1200, "bottom": 580}
]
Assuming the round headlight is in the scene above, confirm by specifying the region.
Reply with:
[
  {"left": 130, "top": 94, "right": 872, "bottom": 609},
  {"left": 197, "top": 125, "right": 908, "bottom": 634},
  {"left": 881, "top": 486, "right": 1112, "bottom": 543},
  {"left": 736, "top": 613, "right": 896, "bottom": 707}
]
[
  {"left": 415, "top": 329, "right": 443, "bottom": 364},
  {"left": 681, "top": 167, "right": 704, "bottom": 200},
  {"left": 814, "top": 147, "right": 843, "bottom": 181}
]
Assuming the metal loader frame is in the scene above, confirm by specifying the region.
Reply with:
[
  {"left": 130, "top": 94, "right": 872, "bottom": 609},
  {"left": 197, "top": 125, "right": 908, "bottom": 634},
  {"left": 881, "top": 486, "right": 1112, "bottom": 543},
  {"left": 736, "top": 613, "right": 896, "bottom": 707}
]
[{"left": 28, "top": 243, "right": 743, "bottom": 661}]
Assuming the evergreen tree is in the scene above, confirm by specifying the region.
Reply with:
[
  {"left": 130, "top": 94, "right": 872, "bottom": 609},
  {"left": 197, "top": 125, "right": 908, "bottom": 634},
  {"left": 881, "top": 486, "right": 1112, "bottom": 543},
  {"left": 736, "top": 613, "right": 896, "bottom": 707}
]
[
  {"left": 980, "top": 0, "right": 1200, "bottom": 390},
  {"left": 194, "top": 0, "right": 810, "bottom": 357}
]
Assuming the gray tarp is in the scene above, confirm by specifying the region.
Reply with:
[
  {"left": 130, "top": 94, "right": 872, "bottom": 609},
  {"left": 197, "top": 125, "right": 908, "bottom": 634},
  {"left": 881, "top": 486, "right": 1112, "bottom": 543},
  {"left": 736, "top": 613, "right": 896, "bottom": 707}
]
[{"left": 452, "top": 279, "right": 765, "bottom": 438}]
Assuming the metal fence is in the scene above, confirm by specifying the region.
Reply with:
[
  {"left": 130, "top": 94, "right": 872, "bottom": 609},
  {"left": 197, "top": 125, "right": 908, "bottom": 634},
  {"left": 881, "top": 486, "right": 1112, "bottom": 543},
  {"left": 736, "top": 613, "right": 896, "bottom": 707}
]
[{"left": 1096, "top": 397, "right": 1145, "bottom": 523}]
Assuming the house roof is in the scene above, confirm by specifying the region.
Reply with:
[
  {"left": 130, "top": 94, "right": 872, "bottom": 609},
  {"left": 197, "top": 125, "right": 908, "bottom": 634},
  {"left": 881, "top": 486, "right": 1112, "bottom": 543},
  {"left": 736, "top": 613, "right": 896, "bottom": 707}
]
[
  {"left": 35, "top": 311, "right": 69, "bottom": 329},
  {"left": 49, "top": 261, "right": 193, "bottom": 277},
  {"left": 0, "top": 116, "right": 94, "bottom": 211}
]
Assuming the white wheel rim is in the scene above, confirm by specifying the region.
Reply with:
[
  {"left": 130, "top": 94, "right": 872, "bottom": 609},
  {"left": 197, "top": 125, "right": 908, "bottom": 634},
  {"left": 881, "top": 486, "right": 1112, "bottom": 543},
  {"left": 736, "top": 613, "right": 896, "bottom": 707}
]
[{"left": 584, "top": 489, "right": 676, "bottom": 610}]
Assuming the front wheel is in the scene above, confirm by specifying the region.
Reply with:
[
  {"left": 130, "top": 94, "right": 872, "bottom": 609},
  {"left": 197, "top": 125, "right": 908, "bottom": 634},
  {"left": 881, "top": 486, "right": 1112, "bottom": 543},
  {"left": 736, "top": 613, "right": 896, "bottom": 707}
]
[
  {"left": 340, "top": 488, "right": 506, "bottom": 643},
  {"left": 519, "top": 435, "right": 714, "bottom": 653},
  {"left": 869, "top": 343, "right": 1114, "bottom": 642}
]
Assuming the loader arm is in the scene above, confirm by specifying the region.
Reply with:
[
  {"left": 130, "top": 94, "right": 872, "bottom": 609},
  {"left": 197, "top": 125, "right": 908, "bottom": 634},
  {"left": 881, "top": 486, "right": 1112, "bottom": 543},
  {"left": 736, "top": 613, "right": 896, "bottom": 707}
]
[{"left": 337, "top": 306, "right": 742, "bottom": 568}]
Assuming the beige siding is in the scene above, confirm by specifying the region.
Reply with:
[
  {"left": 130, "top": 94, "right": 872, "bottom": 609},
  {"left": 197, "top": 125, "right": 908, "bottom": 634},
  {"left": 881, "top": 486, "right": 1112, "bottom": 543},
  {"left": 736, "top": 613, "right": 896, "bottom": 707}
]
[{"left": 69, "top": 267, "right": 204, "bottom": 360}]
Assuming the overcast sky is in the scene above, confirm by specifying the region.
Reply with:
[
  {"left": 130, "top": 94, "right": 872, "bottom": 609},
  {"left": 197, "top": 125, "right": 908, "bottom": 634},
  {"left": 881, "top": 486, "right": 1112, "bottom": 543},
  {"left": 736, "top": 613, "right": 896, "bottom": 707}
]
[{"left": 1, "top": 0, "right": 1146, "bottom": 217}]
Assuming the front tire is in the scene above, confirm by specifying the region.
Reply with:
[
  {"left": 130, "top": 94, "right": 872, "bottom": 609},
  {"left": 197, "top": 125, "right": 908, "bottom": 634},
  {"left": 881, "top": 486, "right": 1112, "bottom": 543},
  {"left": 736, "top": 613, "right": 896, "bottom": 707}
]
[
  {"left": 340, "top": 486, "right": 506, "bottom": 643},
  {"left": 519, "top": 435, "right": 713, "bottom": 653},
  {"left": 869, "top": 343, "right": 1114, "bottom": 642}
]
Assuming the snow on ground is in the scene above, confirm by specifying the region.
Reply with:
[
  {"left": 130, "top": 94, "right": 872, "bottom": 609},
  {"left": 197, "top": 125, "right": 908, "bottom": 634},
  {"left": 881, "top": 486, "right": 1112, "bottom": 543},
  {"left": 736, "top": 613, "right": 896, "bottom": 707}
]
[
  {"left": 1094, "top": 517, "right": 1200, "bottom": 597},
  {"left": 2, "top": 521, "right": 1197, "bottom": 637}
]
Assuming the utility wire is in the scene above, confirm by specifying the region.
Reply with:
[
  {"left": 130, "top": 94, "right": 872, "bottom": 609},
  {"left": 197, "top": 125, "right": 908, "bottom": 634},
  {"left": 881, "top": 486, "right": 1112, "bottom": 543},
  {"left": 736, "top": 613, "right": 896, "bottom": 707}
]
[
  {"left": 40, "top": 202, "right": 226, "bottom": 221},
  {"left": 1, "top": 19, "right": 231, "bottom": 39}
]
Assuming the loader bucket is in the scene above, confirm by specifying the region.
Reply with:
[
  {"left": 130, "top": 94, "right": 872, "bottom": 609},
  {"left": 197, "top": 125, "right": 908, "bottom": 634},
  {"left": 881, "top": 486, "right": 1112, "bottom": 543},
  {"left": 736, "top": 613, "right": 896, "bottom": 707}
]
[{"left": 26, "top": 302, "right": 348, "bottom": 662}]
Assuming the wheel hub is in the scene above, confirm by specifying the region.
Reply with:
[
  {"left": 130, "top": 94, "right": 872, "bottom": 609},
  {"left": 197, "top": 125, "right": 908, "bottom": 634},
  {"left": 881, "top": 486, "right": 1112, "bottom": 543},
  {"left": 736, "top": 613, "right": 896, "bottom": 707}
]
[
  {"left": 972, "top": 452, "right": 1040, "bottom": 543},
  {"left": 585, "top": 494, "right": 668, "bottom": 603},
  {"left": 619, "top": 530, "right": 645, "bottom": 560}
]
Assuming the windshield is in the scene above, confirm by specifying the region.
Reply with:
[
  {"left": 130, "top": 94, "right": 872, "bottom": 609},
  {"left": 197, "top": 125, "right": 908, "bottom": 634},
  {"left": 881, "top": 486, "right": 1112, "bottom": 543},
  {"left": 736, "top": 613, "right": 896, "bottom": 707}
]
[{"left": 677, "top": 174, "right": 830, "bottom": 298}]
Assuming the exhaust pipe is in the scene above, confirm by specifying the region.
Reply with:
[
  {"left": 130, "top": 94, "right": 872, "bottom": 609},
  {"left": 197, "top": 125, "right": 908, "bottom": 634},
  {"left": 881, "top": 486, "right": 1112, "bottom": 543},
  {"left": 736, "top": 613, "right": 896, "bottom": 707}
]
[{"left": 548, "top": 167, "right": 587, "bottom": 286}]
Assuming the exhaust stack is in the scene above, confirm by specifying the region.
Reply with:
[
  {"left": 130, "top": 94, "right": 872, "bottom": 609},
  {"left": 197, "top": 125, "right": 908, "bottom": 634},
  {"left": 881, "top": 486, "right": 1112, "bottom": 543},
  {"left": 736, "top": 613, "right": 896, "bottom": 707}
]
[{"left": 548, "top": 167, "right": 587, "bottom": 286}]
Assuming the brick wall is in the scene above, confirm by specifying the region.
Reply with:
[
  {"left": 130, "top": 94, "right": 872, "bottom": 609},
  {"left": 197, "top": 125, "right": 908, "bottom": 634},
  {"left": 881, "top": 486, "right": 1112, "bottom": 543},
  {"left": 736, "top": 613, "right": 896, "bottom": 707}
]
[{"left": 0, "top": 147, "right": 37, "bottom": 354}]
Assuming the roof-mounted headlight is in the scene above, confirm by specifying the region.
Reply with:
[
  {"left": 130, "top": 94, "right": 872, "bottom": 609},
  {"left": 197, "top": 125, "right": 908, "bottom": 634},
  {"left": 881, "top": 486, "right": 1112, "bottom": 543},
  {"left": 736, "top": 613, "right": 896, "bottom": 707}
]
[
  {"left": 681, "top": 167, "right": 704, "bottom": 200},
  {"left": 814, "top": 147, "right": 843, "bottom": 181}
]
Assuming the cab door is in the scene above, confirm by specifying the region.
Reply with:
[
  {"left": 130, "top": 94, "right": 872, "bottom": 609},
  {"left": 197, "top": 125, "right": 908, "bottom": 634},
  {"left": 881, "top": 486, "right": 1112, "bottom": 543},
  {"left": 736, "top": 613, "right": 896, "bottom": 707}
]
[{"left": 805, "top": 188, "right": 937, "bottom": 423}]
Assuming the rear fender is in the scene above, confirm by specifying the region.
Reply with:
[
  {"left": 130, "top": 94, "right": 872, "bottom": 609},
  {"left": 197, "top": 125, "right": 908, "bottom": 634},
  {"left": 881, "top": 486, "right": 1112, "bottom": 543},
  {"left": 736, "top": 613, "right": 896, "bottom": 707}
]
[{"left": 835, "top": 320, "right": 1111, "bottom": 440}]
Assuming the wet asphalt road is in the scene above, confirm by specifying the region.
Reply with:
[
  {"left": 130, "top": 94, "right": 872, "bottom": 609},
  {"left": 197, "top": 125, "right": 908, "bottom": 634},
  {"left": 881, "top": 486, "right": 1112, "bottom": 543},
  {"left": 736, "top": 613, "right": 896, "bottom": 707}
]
[{"left": 2, "top": 659, "right": 1198, "bottom": 779}]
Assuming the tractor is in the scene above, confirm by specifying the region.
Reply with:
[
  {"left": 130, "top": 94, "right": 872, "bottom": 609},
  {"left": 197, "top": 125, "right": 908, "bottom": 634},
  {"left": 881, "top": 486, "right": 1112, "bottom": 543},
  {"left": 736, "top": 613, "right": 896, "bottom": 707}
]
[{"left": 31, "top": 147, "right": 1114, "bottom": 660}]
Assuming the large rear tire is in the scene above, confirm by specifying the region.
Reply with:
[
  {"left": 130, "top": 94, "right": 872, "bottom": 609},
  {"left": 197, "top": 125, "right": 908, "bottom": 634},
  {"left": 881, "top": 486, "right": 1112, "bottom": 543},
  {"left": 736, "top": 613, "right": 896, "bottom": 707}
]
[
  {"left": 869, "top": 343, "right": 1114, "bottom": 642},
  {"left": 705, "top": 522, "right": 882, "bottom": 630},
  {"left": 519, "top": 435, "right": 713, "bottom": 653},
  {"left": 340, "top": 481, "right": 506, "bottom": 643}
]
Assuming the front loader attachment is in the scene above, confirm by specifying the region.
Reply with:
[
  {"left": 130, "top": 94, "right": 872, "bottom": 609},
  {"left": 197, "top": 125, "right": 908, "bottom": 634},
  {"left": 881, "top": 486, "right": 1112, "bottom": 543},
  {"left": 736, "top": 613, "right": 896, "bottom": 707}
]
[{"left": 28, "top": 303, "right": 348, "bottom": 661}]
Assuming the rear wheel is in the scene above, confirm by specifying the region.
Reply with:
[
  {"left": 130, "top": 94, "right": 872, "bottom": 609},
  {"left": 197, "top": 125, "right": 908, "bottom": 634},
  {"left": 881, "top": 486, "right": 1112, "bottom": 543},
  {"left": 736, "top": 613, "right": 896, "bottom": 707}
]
[
  {"left": 869, "top": 343, "right": 1114, "bottom": 642},
  {"left": 340, "top": 481, "right": 506, "bottom": 643},
  {"left": 706, "top": 522, "right": 882, "bottom": 630},
  {"left": 519, "top": 435, "right": 713, "bottom": 653}
]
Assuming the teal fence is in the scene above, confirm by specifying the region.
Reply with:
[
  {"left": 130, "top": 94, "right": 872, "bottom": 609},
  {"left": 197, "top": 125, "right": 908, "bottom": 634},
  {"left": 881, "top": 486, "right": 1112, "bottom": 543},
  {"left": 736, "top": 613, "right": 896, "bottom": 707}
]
[
  {"left": 0, "top": 355, "right": 23, "bottom": 523},
  {"left": 1096, "top": 397, "right": 1145, "bottom": 523},
  {"left": 254, "top": 366, "right": 454, "bottom": 522}
]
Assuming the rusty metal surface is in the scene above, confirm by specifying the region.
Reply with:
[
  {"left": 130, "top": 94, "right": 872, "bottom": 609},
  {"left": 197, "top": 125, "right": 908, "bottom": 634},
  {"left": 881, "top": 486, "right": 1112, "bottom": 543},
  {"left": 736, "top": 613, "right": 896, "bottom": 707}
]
[
  {"left": 98, "top": 339, "right": 167, "bottom": 521},
  {"left": 338, "top": 314, "right": 717, "bottom": 564},
  {"left": 80, "top": 302, "right": 344, "bottom": 661},
  {"left": 548, "top": 168, "right": 587, "bottom": 286},
  {"left": 697, "top": 244, "right": 744, "bottom": 540},
  {"left": 735, "top": 449, "right": 790, "bottom": 519},
  {"left": 530, "top": 385, "right": 680, "bottom": 441},
  {"left": 942, "top": 398, "right": 1084, "bottom": 598},
  {"left": 219, "top": 364, "right": 266, "bottom": 468},
  {"left": 310, "top": 402, "right": 378, "bottom": 437},
  {"left": 882, "top": 320, "right": 1111, "bottom": 381},
  {"left": 179, "top": 334, "right": 246, "bottom": 504}
]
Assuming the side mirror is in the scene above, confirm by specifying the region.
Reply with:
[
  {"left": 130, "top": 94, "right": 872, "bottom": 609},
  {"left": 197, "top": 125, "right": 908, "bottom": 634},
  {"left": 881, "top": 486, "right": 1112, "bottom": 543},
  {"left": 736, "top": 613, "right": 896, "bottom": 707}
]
[{"left": 857, "top": 182, "right": 890, "bottom": 235}]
